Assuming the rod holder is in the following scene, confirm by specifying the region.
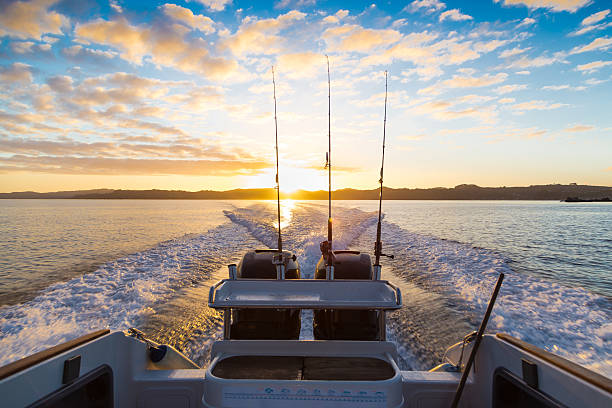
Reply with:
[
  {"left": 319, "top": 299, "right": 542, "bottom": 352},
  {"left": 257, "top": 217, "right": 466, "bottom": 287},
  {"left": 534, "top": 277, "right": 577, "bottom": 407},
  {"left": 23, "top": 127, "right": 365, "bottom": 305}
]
[
  {"left": 228, "top": 264, "right": 237, "bottom": 280},
  {"left": 326, "top": 265, "right": 334, "bottom": 280},
  {"left": 373, "top": 265, "right": 382, "bottom": 280}
]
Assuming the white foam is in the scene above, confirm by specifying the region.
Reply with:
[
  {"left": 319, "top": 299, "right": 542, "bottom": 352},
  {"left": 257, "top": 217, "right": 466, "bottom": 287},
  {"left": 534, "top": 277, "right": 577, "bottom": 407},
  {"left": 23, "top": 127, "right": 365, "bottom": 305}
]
[
  {"left": 0, "top": 223, "right": 250, "bottom": 367},
  {"left": 380, "top": 223, "right": 612, "bottom": 377}
]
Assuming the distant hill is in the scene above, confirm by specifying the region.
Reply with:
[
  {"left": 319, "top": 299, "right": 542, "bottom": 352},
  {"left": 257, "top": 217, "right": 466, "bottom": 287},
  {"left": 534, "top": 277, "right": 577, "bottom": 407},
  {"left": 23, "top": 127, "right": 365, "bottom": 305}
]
[{"left": 1, "top": 184, "right": 611, "bottom": 200}]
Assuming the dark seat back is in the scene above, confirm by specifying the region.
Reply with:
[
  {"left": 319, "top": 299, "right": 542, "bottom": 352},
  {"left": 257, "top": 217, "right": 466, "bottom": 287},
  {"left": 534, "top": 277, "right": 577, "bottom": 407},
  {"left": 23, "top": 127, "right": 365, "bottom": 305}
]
[
  {"left": 313, "top": 251, "right": 380, "bottom": 341},
  {"left": 230, "top": 250, "right": 301, "bottom": 340}
]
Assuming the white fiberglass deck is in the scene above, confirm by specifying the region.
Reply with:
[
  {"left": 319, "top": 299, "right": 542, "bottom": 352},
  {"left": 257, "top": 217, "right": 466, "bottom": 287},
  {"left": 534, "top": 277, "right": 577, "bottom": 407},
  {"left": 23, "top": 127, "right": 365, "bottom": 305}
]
[{"left": 208, "top": 279, "right": 402, "bottom": 310}]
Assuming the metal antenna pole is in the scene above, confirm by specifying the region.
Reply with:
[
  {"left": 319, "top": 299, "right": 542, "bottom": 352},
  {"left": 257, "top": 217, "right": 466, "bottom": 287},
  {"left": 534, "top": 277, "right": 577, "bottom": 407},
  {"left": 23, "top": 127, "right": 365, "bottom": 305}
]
[
  {"left": 374, "top": 71, "right": 388, "bottom": 266},
  {"left": 272, "top": 66, "right": 282, "bottom": 252},
  {"left": 326, "top": 55, "right": 332, "bottom": 266}
]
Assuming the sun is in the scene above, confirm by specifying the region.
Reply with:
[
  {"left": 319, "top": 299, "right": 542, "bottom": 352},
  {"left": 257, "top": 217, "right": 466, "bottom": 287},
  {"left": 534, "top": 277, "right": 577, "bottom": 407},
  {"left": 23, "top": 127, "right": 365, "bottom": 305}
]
[{"left": 241, "top": 166, "right": 327, "bottom": 194}]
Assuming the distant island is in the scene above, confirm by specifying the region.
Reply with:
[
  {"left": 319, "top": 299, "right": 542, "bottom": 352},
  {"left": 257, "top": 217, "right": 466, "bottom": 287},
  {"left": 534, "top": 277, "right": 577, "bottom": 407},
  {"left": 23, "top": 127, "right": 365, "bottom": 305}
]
[
  {"left": 2, "top": 184, "right": 612, "bottom": 201},
  {"left": 563, "top": 197, "right": 611, "bottom": 203}
]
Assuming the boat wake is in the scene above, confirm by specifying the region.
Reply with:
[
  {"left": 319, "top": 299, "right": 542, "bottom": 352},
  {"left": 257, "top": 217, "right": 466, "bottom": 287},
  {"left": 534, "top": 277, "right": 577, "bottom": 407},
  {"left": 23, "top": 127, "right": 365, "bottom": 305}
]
[{"left": 0, "top": 202, "right": 609, "bottom": 378}]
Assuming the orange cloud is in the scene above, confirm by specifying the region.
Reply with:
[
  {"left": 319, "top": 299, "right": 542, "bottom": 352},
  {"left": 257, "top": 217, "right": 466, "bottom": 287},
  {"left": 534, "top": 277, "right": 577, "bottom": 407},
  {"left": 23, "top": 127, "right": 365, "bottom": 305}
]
[
  {"left": 0, "top": 0, "right": 68, "bottom": 39},
  {"left": 75, "top": 17, "right": 237, "bottom": 79}
]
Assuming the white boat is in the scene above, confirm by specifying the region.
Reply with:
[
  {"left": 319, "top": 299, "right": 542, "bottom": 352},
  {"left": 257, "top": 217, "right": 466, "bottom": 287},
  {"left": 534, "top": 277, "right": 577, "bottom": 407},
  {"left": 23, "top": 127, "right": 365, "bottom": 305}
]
[{"left": 0, "top": 255, "right": 610, "bottom": 407}]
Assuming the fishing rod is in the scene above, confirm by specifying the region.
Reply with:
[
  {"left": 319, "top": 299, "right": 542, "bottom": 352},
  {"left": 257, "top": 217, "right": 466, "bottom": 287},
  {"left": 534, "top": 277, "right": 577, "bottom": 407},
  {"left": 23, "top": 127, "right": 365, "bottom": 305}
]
[
  {"left": 272, "top": 66, "right": 282, "bottom": 253},
  {"left": 322, "top": 55, "right": 333, "bottom": 267},
  {"left": 374, "top": 71, "right": 393, "bottom": 266}
]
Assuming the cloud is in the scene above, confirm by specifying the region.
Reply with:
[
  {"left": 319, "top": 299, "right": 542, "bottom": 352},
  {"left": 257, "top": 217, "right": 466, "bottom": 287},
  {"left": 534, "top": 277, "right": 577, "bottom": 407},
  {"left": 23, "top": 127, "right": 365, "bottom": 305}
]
[
  {"left": 361, "top": 33, "right": 505, "bottom": 80},
  {"left": 75, "top": 17, "right": 238, "bottom": 79},
  {"left": 517, "top": 17, "right": 536, "bottom": 27},
  {"left": 499, "top": 46, "right": 530, "bottom": 58},
  {"left": 498, "top": 97, "right": 515, "bottom": 103},
  {"left": 62, "top": 45, "right": 118, "bottom": 62},
  {"left": 576, "top": 60, "right": 612, "bottom": 72},
  {"left": 569, "top": 37, "right": 612, "bottom": 54},
  {"left": 274, "top": 0, "right": 315, "bottom": 9},
  {"left": 581, "top": 9, "right": 609, "bottom": 26},
  {"left": 195, "top": 0, "right": 232, "bottom": 12},
  {"left": 322, "top": 9, "right": 349, "bottom": 24},
  {"left": 419, "top": 72, "right": 508, "bottom": 95},
  {"left": 413, "top": 100, "right": 497, "bottom": 123},
  {"left": 405, "top": 0, "right": 446, "bottom": 13},
  {"left": 46, "top": 75, "right": 74, "bottom": 93},
  {"left": 324, "top": 25, "right": 402, "bottom": 53},
  {"left": 221, "top": 10, "right": 306, "bottom": 57},
  {"left": 161, "top": 4, "right": 215, "bottom": 34},
  {"left": 0, "top": 155, "right": 268, "bottom": 176},
  {"left": 276, "top": 52, "right": 323, "bottom": 78},
  {"left": 494, "top": 84, "right": 527, "bottom": 94},
  {"left": 570, "top": 21, "right": 612, "bottom": 36},
  {"left": 494, "top": 0, "right": 591, "bottom": 12},
  {"left": 439, "top": 9, "right": 473, "bottom": 22},
  {"left": 504, "top": 54, "right": 564, "bottom": 69},
  {"left": 0, "top": 0, "right": 68, "bottom": 40},
  {"left": 541, "top": 84, "right": 585, "bottom": 90},
  {"left": 109, "top": 0, "right": 122, "bottom": 13},
  {"left": 0, "top": 63, "right": 33, "bottom": 83},
  {"left": 511, "top": 100, "right": 566, "bottom": 111},
  {"left": 564, "top": 124, "right": 594, "bottom": 132}
]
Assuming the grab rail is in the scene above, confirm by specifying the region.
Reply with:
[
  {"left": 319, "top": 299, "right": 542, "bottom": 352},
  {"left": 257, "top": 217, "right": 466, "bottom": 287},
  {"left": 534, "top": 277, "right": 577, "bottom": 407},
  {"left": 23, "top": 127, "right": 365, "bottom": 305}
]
[
  {"left": 0, "top": 329, "right": 110, "bottom": 380},
  {"left": 497, "top": 333, "right": 612, "bottom": 394},
  {"left": 207, "top": 279, "right": 402, "bottom": 310}
]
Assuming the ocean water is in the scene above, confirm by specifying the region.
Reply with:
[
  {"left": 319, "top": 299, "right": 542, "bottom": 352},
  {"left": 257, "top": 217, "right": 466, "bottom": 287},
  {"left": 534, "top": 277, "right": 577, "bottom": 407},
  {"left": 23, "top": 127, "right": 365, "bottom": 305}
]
[{"left": 0, "top": 199, "right": 610, "bottom": 378}]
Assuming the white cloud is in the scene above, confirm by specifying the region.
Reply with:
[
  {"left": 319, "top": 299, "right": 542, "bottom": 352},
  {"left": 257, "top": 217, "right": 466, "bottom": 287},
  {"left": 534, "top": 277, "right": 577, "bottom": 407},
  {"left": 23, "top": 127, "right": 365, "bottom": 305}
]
[
  {"left": 576, "top": 60, "right": 612, "bottom": 72},
  {"left": 494, "top": 0, "right": 591, "bottom": 13},
  {"left": 517, "top": 17, "right": 536, "bottom": 27},
  {"left": 405, "top": 0, "right": 446, "bottom": 13},
  {"left": 494, "top": 84, "right": 527, "bottom": 94},
  {"left": 511, "top": 100, "right": 566, "bottom": 111},
  {"left": 195, "top": 0, "right": 232, "bottom": 12},
  {"left": 499, "top": 46, "right": 530, "bottom": 58},
  {"left": 419, "top": 72, "right": 508, "bottom": 95},
  {"left": 505, "top": 54, "right": 565, "bottom": 69},
  {"left": 570, "top": 21, "right": 612, "bottom": 36},
  {"left": 541, "top": 84, "right": 585, "bottom": 90},
  {"left": 439, "top": 9, "right": 473, "bottom": 22},
  {"left": 581, "top": 9, "right": 609, "bottom": 26},
  {"left": 161, "top": 4, "right": 215, "bottom": 34},
  {"left": 569, "top": 36, "right": 612, "bottom": 54},
  {"left": 110, "top": 0, "right": 123, "bottom": 13},
  {"left": 274, "top": 0, "right": 315, "bottom": 9}
]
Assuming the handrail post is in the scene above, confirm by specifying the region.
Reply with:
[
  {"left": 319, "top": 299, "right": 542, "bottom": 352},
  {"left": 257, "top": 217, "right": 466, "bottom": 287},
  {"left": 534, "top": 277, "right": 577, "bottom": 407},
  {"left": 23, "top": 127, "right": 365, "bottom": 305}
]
[
  {"left": 373, "top": 265, "right": 382, "bottom": 280},
  {"left": 326, "top": 265, "right": 334, "bottom": 280},
  {"left": 228, "top": 264, "right": 237, "bottom": 280}
]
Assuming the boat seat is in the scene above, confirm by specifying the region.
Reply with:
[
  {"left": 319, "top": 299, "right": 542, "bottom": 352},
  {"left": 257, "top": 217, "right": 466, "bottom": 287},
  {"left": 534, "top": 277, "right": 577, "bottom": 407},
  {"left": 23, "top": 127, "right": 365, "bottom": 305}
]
[
  {"left": 230, "top": 250, "right": 301, "bottom": 340},
  {"left": 211, "top": 356, "right": 394, "bottom": 381},
  {"left": 313, "top": 251, "right": 380, "bottom": 341}
]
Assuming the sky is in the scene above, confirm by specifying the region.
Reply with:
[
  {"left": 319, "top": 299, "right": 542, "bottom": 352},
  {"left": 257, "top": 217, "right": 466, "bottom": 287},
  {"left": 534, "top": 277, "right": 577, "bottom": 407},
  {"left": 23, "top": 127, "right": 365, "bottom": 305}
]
[{"left": 0, "top": 0, "right": 611, "bottom": 193}]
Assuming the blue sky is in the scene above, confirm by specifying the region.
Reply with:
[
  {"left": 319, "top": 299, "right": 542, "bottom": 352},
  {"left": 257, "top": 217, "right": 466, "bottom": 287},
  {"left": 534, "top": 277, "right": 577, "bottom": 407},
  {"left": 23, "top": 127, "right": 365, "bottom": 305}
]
[{"left": 0, "top": 0, "right": 610, "bottom": 192}]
